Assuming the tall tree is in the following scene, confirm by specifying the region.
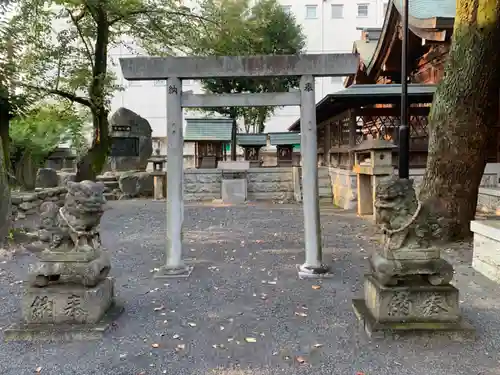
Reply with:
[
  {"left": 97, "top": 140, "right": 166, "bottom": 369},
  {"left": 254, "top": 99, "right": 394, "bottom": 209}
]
[
  {"left": 7, "top": 0, "right": 207, "bottom": 180},
  {"left": 188, "top": 0, "right": 305, "bottom": 160},
  {"left": 418, "top": 0, "right": 500, "bottom": 239}
]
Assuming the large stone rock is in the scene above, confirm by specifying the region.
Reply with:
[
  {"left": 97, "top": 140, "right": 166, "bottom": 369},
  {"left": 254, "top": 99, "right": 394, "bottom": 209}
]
[
  {"left": 36, "top": 168, "right": 59, "bottom": 188},
  {"left": 107, "top": 108, "right": 153, "bottom": 172},
  {"left": 0, "top": 141, "right": 11, "bottom": 246},
  {"left": 119, "top": 171, "right": 154, "bottom": 198}
]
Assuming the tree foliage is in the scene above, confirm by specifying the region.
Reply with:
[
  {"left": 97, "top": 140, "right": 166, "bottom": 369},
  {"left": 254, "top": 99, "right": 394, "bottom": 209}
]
[
  {"left": 189, "top": 0, "right": 306, "bottom": 133},
  {"left": 6, "top": 0, "right": 208, "bottom": 180},
  {"left": 10, "top": 103, "right": 89, "bottom": 163}
]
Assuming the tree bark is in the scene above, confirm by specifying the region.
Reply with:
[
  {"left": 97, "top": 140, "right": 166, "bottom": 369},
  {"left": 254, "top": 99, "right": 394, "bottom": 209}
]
[
  {"left": 0, "top": 90, "right": 10, "bottom": 171},
  {"left": 0, "top": 138, "right": 11, "bottom": 246},
  {"left": 75, "top": 109, "right": 109, "bottom": 181},
  {"left": 418, "top": 0, "right": 500, "bottom": 239},
  {"left": 75, "top": 1, "right": 110, "bottom": 181}
]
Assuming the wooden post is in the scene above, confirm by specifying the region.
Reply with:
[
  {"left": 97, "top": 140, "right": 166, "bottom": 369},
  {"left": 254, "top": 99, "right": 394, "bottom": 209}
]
[
  {"left": 324, "top": 121, "right": 331, "bottom": 166},
  {"left": 348, "top": 109, "right": 357, "bottom": 167}
]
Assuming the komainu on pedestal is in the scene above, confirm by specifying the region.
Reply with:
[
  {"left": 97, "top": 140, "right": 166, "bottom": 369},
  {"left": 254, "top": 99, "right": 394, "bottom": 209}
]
[
  {"left": 5, "top": 181, "right": 123, "bottom": 341},
  {"left": 353, "top": 176, "right": 474, "bottom": 339}
]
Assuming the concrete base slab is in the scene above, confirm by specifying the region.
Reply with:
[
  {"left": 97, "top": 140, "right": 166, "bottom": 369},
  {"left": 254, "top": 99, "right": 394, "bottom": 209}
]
[
  {"left": 296, "top": 264, "right": 334, "bottom": 279},
  {"left": 4, "top": 300, "right": 124, "bottom": 342},
  {"left": 352, "top": 299, "right": 475, "bottom": 341},
  {"left": 154, "top": 265, "right": 194, "bottom": 279}
]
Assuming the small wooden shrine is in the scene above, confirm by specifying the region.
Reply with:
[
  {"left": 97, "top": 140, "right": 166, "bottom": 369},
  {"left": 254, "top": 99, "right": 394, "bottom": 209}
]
[
  {"left": 268, "top": 132, "right": 301, "bottom": 167},
  {"left": 236, "top": 133, "right": 267, "bottom": 167},
  {"left": 184, "top": 118, "right": 232, "bottom": 168}
]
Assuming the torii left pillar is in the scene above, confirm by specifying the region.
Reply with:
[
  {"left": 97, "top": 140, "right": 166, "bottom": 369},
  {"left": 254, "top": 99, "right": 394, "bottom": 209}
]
[{"left": 155, "top": 77, "right": 192, "bottom": 278}]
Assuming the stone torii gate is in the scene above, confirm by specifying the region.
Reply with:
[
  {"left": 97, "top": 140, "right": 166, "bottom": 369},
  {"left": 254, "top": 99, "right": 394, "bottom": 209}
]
[{"left": 119, "top": 54, "right": 358, "bottom": 278}]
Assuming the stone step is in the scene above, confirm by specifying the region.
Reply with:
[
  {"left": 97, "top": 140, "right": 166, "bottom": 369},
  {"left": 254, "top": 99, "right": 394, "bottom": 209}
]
[
  {"left": 103, "top": 180, "right": 119, "bottom": 191},
  {"left": 104, "top": 192, "right": 118, "bottom": 201},
  {"left": 96, "top": 174, "right": 119, "bottom": 183}
]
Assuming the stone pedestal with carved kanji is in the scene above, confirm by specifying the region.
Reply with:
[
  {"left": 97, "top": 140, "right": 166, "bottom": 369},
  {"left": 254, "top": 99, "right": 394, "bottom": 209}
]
[
  {"left": 22, "top": 278, "right": 114, "bottom": 325},
  {"left": 4, "top": 181, "right": 123, "bottom": 341},
  {"left": 352, "top": 176, "right": 475, "bottom": 339}
]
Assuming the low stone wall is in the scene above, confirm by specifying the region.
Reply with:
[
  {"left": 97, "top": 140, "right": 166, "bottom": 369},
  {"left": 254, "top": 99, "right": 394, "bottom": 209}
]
[
  {"left": 247, "top": 167, "right": 294, "bottom": 201},
  {"left": 11, "top": 186, "right": 67, "bottom": 220},
  {"left": 182, "top": 168, "right": 297, "bottom": 202},
  {"left": 329, "top": 168, "right": 357, "bottom": 209},
  {"left": 296, "top": 167, "right": 333, "bottom": 203},
  {"left": 184, "top": 169, "right": 222, "bottom": 201}
]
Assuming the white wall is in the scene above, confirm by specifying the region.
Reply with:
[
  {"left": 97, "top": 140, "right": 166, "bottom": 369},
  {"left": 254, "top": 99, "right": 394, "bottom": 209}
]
[{"left": 108, "top": 0, "right": 389, "bottom": 137}]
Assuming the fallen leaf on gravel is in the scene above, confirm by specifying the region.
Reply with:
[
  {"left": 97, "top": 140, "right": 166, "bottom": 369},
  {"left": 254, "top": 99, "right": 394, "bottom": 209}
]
[
  {"left": 173, "top": 334, "right": 180, "bottom": 339},
  {"left": 151, "top": 343, "right": 160, "bottom": 348},
  {"left": 296, "top": 356, "right": 307, "bottom": 364},
  {"left": 153, "top": 305, "right": 165, "bottom": 311},
  {"left": 313, "top": 343, "right": 323, "bottom": 348},
  {"left": 188, "top": 322, "right": 197, "bottom": 327},
  {"left": 295, "top": 312, "right": 308, "bottom": 317},
  {"left": 312, "top": 285, "right": 321, "bottom": 290},
  {"left": 267, "top": 281, "right": 277, "bottom": 285},
  {"left": 35, "top": 367, "right": 42, "bottom": 373},
  {"left": 356, "top": 372, "right": 365, "bottom": 375},
  {"left": 220, "top": 326, "right": 225, "bottom": 330},
  {"left": 245, "top": 337, "right": 257, "bottom": 343},
  {"left": 176, "top": 344, "right": 186, "bottom": 351}
]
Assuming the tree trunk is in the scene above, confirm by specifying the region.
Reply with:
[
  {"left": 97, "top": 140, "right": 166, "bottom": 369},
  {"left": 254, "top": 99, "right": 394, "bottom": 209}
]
[
  {"left": 75, "top": 1, "right": 110, "bottom": 181},
  {"left": 230, "top": 115, "right": 237, "bottom": 161},
  {"left": 0, "top": 139, "right": 11, "bottom": 246},
  {"left": 418, "top": 0, "right": 500, "bottom": 239},
  {"left": 75, "top": 109, "right": 109, "bottom": 181},
  {"left": 0, "top": 92, "right": 10, "bottom": 170}
]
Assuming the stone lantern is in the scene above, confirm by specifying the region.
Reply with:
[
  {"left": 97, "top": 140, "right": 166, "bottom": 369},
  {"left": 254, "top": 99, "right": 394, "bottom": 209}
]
[{"left": 353, "top": 138, "right": 396, "bottom": 220}]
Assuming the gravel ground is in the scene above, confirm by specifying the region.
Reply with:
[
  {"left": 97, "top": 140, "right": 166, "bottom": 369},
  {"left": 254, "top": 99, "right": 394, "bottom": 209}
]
[{"left": 0, "top": 200, "right": 499, "bottom": 375}]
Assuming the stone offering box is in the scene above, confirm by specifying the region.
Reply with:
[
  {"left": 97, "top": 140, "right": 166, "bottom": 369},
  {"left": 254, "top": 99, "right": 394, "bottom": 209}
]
[
  {"left": 218, "top": 161, "right": 249, "bottom": 204},
  {"left": 471, "top": 220, "right": 500, "bottom": 283},
  {"left": 353, "top": 139, "right": 396, "bottom": 220}
]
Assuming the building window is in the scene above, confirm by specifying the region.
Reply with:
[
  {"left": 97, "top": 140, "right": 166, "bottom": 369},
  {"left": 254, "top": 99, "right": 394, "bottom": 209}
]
[
  {"left": 128, "top": 81, "right": 141, "bottom": 87},
  {"left": 331, "top": 76, "right": 344, "bottom": 83},
  {"left": 154, "top": 80, "right": 166, "bottom": 86},
  {"left": 383, "top": 2, "right": 388, "bottom": 15},
  {"left": 281, "top": 5, "right": 292, "bottom": 14},
  {"left": 331, "top": 4, "right": 344, "bottom": 18},
  {"left": 357, "top": 3, "right": 369, "bottom": 17},
  {"left": 305, "top": 5, "right": 317, "bottom": 19}
]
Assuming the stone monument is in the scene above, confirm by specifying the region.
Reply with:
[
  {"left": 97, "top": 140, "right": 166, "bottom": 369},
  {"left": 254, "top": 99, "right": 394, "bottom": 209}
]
[
  {"left": 5, "top": 180, "right": 122, "bottom": 341},
  {"left": 107, "top": 107, "right": 153, "bottom": 172},
  {"left": 353, "top": 176, "right": 474, "bottom": 338}
]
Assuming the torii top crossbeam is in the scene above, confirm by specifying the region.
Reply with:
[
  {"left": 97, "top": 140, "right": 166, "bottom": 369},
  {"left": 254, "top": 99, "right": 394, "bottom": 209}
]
[{"left": 119, "top": 54, "right": 358, "bottom": 80}]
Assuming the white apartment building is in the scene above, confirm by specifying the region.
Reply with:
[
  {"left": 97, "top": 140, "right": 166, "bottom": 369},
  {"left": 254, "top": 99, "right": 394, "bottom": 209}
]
[{"left": 108, "top": 0, "right": 389, "bottom": 139}]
